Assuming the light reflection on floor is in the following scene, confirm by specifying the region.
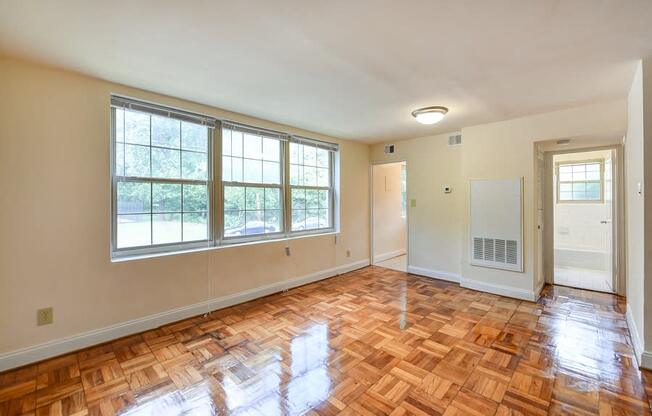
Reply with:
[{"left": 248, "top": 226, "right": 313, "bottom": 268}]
[{"left": 118, "top": 324, "right": 331, "bottom": 415}]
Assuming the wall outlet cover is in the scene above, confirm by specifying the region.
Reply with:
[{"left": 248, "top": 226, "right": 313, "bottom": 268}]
[{"left": 37, "top": 307, "right": 53, "bottom": 326}]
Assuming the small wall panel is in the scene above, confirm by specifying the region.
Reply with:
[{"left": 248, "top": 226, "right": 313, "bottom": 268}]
[{"left": 470, "top": 177, "right": 523, "bottom": 272}]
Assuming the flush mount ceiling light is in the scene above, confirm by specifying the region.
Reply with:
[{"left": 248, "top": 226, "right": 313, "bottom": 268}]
[{"left": 411, "top": 106, "right": 448, "bottom": 125}]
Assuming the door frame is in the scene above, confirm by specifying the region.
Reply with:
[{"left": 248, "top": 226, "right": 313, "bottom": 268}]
[
  {"left": 369, "top": 160, "right": 409, "bottom": 267},
  {"left": 543, "top": 144, "right": 625, "bottom": 295}
]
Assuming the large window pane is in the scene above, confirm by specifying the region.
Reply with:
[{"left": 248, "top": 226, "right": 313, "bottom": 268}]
[
  {"left": 305, "top": 190, "right": 319, "bottom": 209},
  {"left": 316, "top": 149, "right": 329, "bottom": 168},
  {"left": 245, "top": 211, "right": 265, "bottom": 235},
  {"left": 263, "top": 138, "right": 280, "bottom": 161},
  {"left": 292, "top": 189, "right": 306, "bottom": 209},
  {"left": 182, "top": 151, "right": 207, "bottom": 180},
  {"left": 183, "top": 212, "right": 208, "bottom": 241},
  {"left": 124, "top": 111, "right": 150, "bottom": 145},
  {"left": 153, "top": 183, "right": 181, "bottom": 213},
  {"left": 125, "top": 144, "right": 150, "bottom": 177},
  {"left": 115, "top": 108, "right": 125, "bottom": 143},
  {"left": 152, "top": 116, "right": 180, "bottom": 148},
  {"left": 318, "top": 190, "right": 329, "bottom": 209},
  {"left": 224, "top": 210, "right": 245, "bottom": 236},
  {"left": 183, "top": 184, "right": 208, "bottom": 212},
  {"left": 222, "top": 156, "right": 232, "bottom": 182},
  {"left": 231, "top": 131, "right": 243, "bottom": 157},
  {"left": 317, "top": 168, "right": 329, "bottom": 187},
  {"left": 306, "top": 209, "right": 319, "bottom": 230},
  {"left": 181, "top": 122, "right": 207, "bottom": 152},
  {"left": 292, "top": 209, "right": 306, "bottom": 231},
  {"left": 245, "top": 187, "right": 264, "bottom": 210},
  {"left": 243, "top": 159, "right": 262, "bottom": 183},
  {"left": 265, "top": 188, "right": 281, "bottom": 209},
  {"left": 303, "top": 146, "right": 316, "bottom": 166},
  {"left": 152, "top": 147, "right": 180, "bottom": 178},
  {"left": 263, "top": 161, "right": 280, "bottom": 184},
  {"left": 265, "top": 210, "right": 281, "bottom": 233},
  {"left": 243, "top": 133, "right": 262, "bottom": 159},
  {"left": 117, "top": 214, "right": 151, "bottom": 248},
  {"left": 115, "top": 143, "right": 125, "bottom": 176},
  {"left": 224, "top": 186, "right": 245, "bottom": 211},
  {"left": 117, "top": 182, "right": 151, "bottom": 214},
  {"left": 153, "top": 213, "right": 181, "bottom": 244}
]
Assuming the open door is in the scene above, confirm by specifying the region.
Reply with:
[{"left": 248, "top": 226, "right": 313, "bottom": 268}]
[{"left": 553, "top": 149, "right": 615, "bottom": 292}]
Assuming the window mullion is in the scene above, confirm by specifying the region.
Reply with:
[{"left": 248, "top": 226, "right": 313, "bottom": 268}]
[{"left": 213, "top": 122, "right": 222, "bottom": 246}]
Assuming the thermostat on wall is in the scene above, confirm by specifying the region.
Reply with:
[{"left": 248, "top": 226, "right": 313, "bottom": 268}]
[{"left": 443, "top": 186, "right": 452, "bottom": 193}]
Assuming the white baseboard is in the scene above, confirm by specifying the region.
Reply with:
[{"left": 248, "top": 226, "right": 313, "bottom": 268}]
[
  {"left": 407, "top": 266, "right": 460, "bottom": 283},
  {"left": 373, "top": 249, "right": 406, "bottom": 264},
  {"left": 626, "top": 304, "right": 645, "bottom": 367},
  {"left": 460, "top": 277, "right": 540, "bottom": 302},
  {"left": 534, "top": 280, "right": 545, "bottom": 300},
  {"left": 0, "top": 259, "right": 369, "bottom": 372}
]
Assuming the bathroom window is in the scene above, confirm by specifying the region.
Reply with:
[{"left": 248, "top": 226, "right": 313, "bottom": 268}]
[{"left": 556, "top": 160, "right": 603, "bottom": 203}]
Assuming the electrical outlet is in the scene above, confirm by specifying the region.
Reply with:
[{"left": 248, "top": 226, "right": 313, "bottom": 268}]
[
  {"left": 37, "top": 307, "right": 53, "bottom": 326},
  {"left": 346, "top": 249, "right": 351, "bottom": 257},
  {"left": 285, "top": 246, "right": 291, "bottom": 256}
]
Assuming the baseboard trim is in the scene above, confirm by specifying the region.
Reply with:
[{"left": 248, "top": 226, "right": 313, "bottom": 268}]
[
  {"left": 0, "top": 259, "right": 370, "bottom": 372},
  {"left": 626, "top": 304, "right": 645, "bottom": 367},
  {"left": 373, "top": 249, "right": 406, "bottom": 264},
  {"left": 407, "top": 266, "right": 460, "bottom": 283},
  {"left": 460, "top": 277, "right": 540, "bottom": 302}
]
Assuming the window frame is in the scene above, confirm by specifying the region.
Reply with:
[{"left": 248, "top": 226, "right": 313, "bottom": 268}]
[
  {"left": 220, "top": 123, "right": 287, "bottom": 244},
  {"left": 110, "top": 98, "right": 215, "bottom": 258},
  {"left": 555, "top": 159, "right": 604, "bottom": 204},
  {"left": 110, "top": 96, "right": 339, "bottom": 259},
  {"left": 287, "top": 138, "right": 336, "bottom": 236}
]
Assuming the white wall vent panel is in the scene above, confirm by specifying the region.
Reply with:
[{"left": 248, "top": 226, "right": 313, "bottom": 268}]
[
  {"left": 448, "top": 134, "right": 462, "bottom": 146},
  {"left": 470, "top": 178, "right": 523, "bottom": 272}
]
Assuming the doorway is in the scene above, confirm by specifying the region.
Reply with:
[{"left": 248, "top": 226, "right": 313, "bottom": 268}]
[
  {"left": 371, "top": 161, "right": 408, "bottom": 272},
  {"left": 551, "top": 149, "right": 616, "bottom": 292}
]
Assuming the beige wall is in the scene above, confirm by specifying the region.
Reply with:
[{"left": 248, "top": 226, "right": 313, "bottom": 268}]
[
  {"left": 372, "top": 100, "right": 626, "bottom": 297},
  {"left": 372, "top": 162, "right": 406, "bottom": 261},
  {"left": 0, "top": 58, "right": 370, "bottom": 355},
  {"left": 370, "top": 134, "right": 463, "bottom": 279}
]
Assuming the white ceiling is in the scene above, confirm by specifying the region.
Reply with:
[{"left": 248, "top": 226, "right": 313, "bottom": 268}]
[{"left": 1, "top": 0, "right": 651, "bottom": 142}]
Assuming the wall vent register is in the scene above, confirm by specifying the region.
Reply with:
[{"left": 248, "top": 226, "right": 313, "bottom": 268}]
[
  {"left": 470, "top": 178, "right": 523, "bottom": 272},
  {"left": 448, "top": 134, "right": 462, "bottom": 146}
]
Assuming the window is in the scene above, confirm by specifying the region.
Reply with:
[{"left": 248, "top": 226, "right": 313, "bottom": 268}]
[
  {"left": 556, "top": 160, "right": 603, "bottom": 203},
  {"left": 222, "top": 124, "right": 284, "bottom": 239},
  {"left": 112, "top": 98, "right": 213, "bottom": 254},
  {"left": 111, "top": 96, "right": 338, "bottom": 258},
  {"left": 289, "top": 139, "right": 334, "bottom": 232}
]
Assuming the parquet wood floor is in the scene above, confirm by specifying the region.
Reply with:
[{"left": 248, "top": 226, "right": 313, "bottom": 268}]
[{"left": 1, "top": 266, "right": 651, "bottom": 415}]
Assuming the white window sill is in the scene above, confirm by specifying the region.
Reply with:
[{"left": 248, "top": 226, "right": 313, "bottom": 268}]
[{"left": 110, "top": 231, "right": 339, "bottom": 263}]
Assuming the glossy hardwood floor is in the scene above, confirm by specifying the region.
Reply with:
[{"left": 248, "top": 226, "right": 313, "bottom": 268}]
[{"left": 2, "top": 266, "right": 652, "bottom": 415}]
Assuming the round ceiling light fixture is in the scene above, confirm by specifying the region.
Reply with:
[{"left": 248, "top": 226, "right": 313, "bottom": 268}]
[{"left": 411, "top": 106, "right": 448, "bottom": 125}]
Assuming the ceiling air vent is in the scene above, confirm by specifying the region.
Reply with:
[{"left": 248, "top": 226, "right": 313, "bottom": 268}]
[
  {"left": 448, "top": 134, "right": 462, "bottom": 146},
  {"left": 384, "top": 144, "right": 395, "bottom": 154}
]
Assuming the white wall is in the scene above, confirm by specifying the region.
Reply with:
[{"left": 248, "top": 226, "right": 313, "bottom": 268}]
[
  {"left": 372, "top": 163, "right": 406, "bottom": 262},
  {"left": 0, "top": 58, "right": 370, "bottom": 366},
  {"left": 626, "top": 60, "right": 646, "bottom": 358},
  {"left": 370, "top": 134, "right": 463, "bottom": 281},
  {"left": 372, "top": 100, "right": 626, "bottom": 299}
]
